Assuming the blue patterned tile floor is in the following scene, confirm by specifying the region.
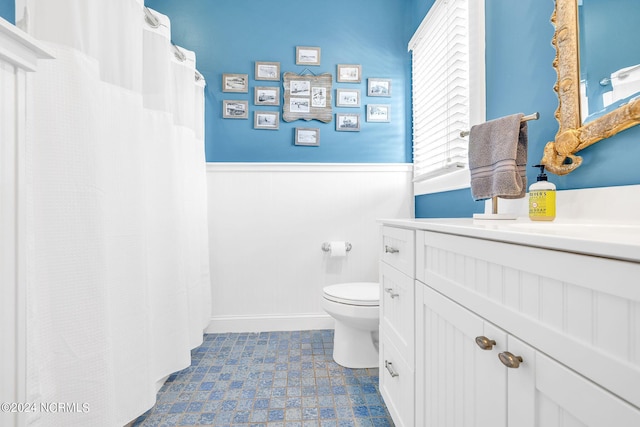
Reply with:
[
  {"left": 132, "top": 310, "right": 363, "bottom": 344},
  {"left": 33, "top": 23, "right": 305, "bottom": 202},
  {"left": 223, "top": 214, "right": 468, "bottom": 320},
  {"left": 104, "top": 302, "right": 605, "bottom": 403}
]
[{"left": 132, "top": 330, "right": 395, "bottom": 427}]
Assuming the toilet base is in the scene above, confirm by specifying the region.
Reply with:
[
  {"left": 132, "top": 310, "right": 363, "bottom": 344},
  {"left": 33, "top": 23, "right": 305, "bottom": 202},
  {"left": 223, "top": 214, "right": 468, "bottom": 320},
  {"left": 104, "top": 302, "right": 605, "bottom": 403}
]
[{"left": 332, "top": 320, "right": 379, "bottom": 369}]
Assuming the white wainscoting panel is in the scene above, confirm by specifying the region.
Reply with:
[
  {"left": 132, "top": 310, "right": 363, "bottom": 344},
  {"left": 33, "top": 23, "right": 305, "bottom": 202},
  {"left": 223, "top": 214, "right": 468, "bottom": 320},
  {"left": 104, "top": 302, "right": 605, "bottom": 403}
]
[
  {"left": 206, "top": 163, "right": 413, "bottom": 332},
  {"left": 0, "top": 19, "right": 53, "bottom": 427}
]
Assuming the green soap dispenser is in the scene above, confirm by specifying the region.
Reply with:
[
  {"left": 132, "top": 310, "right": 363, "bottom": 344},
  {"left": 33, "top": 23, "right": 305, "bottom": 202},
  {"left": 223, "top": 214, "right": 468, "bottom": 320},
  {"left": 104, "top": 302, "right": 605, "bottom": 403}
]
[{"left": 529, "top": 165, "right": 556, "bottom": 221}]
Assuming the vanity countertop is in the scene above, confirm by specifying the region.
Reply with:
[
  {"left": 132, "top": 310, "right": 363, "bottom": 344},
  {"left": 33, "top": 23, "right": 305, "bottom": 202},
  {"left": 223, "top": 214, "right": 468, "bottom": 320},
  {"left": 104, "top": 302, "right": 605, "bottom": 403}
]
[{"left": 380, "top": 218, "right": 640, "bottom": 263}]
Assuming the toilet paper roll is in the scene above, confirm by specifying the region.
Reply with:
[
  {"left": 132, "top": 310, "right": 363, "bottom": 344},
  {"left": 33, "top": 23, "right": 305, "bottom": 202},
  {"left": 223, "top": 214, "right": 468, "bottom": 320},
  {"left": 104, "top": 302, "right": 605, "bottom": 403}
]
[{"left": 329, "top": 241, "right": 347, "bottom": 257}]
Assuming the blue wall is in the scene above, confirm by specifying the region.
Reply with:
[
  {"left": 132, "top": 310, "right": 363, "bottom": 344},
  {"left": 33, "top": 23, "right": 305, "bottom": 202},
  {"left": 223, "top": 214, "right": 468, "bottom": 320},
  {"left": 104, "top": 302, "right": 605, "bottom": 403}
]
[
  {"left": 414, "top": 0, "right": 640, "bottom": 218},
  {"left": 145, "top": 0, "right": 412, "bottom": 163},
  {"left": 6, "top": 0, "right": 640, "bottom": 217},
  {"left": 415, "top": 188, "right": 484, "bottom": 218},
  {"left": 0, "top": 0, "right": 14, "bottom": 24}
]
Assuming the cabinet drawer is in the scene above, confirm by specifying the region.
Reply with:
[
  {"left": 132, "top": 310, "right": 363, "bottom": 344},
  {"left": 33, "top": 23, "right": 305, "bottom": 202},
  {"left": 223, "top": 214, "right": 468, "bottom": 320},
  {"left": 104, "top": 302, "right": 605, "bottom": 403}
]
[
  {"left": 379, "top": 332, "right": 414, "bottom": 427},
  {"left": 379, "top": 262, "right": 415, "bottom": 366},
  {"left": 381, "top": 226, "right": 414, "bottom": 276}
]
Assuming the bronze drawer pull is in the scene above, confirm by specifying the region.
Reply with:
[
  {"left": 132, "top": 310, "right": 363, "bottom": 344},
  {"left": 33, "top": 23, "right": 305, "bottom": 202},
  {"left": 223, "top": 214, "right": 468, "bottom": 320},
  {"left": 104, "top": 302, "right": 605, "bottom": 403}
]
[
  {"left": 475, "top": 336, "right": 496, "bottom": 350},
  {"left": 498, "top": 351, "right": 523, "bottom": 368}
]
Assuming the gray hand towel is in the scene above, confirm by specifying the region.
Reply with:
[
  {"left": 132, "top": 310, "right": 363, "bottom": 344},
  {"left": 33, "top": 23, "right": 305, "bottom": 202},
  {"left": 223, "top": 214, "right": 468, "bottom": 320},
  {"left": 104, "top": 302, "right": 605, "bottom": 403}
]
[{"left": 468, "top": 113, "right": 528, "bottom": 201}]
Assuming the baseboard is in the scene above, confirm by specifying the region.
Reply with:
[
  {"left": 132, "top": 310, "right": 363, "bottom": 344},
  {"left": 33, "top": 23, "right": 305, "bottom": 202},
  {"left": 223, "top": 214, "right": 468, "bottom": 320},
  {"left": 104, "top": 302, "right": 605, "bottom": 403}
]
[{"left": 205, "top": 313, "right": 335, "bottom": 334}]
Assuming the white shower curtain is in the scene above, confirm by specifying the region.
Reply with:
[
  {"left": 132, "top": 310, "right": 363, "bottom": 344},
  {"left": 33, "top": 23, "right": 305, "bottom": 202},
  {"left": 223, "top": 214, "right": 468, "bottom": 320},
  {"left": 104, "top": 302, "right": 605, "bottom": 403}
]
[{"left": 22, "top": 1, "right": 211, "bottom": 426}]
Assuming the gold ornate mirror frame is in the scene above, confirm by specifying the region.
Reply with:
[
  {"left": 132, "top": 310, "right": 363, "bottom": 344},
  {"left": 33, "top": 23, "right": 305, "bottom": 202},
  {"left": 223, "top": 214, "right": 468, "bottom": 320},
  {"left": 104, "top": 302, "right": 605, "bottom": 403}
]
[{"left": 542, "top": 0, "right": 640, "bottom": 175}]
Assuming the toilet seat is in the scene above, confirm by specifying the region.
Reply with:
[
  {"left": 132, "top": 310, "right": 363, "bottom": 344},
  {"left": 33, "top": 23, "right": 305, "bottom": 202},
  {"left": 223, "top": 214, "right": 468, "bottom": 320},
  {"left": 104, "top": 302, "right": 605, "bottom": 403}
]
[{"left": 323, "top": 282, "right": 379, "bottom": 306}]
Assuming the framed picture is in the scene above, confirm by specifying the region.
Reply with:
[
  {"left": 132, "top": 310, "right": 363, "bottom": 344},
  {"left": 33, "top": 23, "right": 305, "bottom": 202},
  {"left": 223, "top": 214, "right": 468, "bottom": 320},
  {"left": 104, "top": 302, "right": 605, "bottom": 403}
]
[
  {"left": 282, "top": 72, "right": 333, "bottom": 123},
  {"left": 255, "top": 61, "right": 280, "bottom": 81},
  {"left": 336, "top": 89, "right": 360, "bottom": 107},
  {"left": 222, "top": 73, "right": 248, "bottom": 92},
  {"left": 291, "top": 80, "right": 311, "bottom": 96},
  {"left": 295, "top": 128, "right": 320, "bottom": 146},
  {"left": 222, "top": 100, "right": 248, "bottom": 119},
  {"left": 368, "top": 78, "right": 391, "bottom": 97},
  {"left": 366, "top": 104, "right": 390, "bottom": 122},
  {"left": 336, "top": 113, "right": 360, "bottom": 131},
  {"left": 311, "top": 87, "right": 327, "bottom": 108},
  {"left": 337, "top": 64, "right": 362, "bottom": 83},
  {"left": 289, "top": 97, "right": 310, "bottom": 113},
  {"left": 295, "top": 46, "right": 321, "bottom": 66},
  {"left": 254, "top": 111, "right": 280, "bottom": 130},
  {"left": 254, "top": 86, "right": 280, "bottom": 106}
]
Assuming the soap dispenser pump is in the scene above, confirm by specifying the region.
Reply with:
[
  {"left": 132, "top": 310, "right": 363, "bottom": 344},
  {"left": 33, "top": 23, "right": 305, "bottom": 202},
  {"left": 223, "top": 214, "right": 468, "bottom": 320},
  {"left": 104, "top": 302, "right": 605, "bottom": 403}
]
[{"left": 529, "top": 164, "right": 556, "bottom": 221}]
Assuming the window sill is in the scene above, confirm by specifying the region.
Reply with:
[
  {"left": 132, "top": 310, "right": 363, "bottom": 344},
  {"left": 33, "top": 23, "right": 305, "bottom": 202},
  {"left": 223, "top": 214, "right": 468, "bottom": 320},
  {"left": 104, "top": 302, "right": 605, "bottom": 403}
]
[{"left": 413, "top": 168, "right": 470, "bottom": 196}]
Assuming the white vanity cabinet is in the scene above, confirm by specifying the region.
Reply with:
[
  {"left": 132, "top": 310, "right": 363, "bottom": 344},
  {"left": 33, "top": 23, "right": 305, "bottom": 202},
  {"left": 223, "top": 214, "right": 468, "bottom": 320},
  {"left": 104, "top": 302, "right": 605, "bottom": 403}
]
[
  {"left": 379, "top": 219, "right": 640, "bottom": 427},
  {"left": 415, "top": 229, "right": 640, "bottom": 426},
  {"left": 417, "top": 283, "right": 640, "bottom": 426},
  {"left": 379, "top": 225, "right": 415, "bottom": 427}
]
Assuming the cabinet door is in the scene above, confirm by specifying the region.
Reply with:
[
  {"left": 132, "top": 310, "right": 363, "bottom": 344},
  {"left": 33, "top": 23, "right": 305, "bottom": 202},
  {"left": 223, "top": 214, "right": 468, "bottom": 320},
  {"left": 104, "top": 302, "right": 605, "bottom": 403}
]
[
  {"left": 416, "top": 283, "right": 507, "bottom": 427},
  {"left": 507, "top": 336, "right": 640, "bottom": 427}
]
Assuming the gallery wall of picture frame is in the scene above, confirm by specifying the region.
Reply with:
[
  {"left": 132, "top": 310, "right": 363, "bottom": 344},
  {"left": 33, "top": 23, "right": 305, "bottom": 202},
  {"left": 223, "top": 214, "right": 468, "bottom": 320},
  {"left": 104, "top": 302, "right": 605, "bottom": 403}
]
[
  {"left": 222, "top": 74, "right": 248, "bottom": 93},
  {"left": 295, "top": 127, "right": 320, "bottom": 146},
  {"left": 336, "top": 89, "right": 360, "bottom": 108},
  {"left": 337, "top": 64, "right": 361, "bottom": 83},
  {"left": 296, "top": 46, "right": 321, "bottom": 66},
  {"left": 367, "top": 78, "right": 391, "bottom": 97},
  {"left": 254, "top": 87, "right": 280, "bottom": 106},
  {"left": 222, "top": 100, "right": 248, "bottom": 119},
  {"left": 366, "top": 104, "right": 390, "bottom": 123},
  {"left": 336, "top": 113, "right": 360, "bottom": 132},
  {"left": 254, "top": 111, "right": 279, "bottom": 130},
  {"left": 255, "top": 61, "right": 280, "bottom": 81},
  {"left": 282, "top": 71, "right": 332, "bottom": 123},
  {"left": 220, "top": 44, "right": 393, "bottom": 144}
]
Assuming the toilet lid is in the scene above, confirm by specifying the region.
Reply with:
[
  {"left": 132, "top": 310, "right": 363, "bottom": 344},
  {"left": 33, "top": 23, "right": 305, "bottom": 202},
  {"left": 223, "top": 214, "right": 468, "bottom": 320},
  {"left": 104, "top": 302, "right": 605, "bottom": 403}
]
[{"left": 323, "top": 282, "right": 379, "bottom": 306}]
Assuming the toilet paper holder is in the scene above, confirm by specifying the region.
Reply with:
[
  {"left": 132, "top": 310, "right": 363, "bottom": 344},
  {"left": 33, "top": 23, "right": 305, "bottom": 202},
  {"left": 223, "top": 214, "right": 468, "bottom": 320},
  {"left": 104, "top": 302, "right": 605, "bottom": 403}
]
[{"left": 321, "top": 242, "right": 352, "bottom": 252}]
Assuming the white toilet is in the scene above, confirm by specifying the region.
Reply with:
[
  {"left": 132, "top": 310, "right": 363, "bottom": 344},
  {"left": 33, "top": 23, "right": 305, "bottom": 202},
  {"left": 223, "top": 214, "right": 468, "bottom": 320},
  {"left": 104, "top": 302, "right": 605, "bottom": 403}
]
[{"left": 321, "top": 282, "right": 380, "bottom": 369}]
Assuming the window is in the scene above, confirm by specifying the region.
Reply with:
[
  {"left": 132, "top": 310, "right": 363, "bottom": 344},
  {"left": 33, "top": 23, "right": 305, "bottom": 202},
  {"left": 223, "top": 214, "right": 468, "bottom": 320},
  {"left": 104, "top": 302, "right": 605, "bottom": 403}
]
[{"left": 409, "top": 0, "right": 485, "bottom": 195}]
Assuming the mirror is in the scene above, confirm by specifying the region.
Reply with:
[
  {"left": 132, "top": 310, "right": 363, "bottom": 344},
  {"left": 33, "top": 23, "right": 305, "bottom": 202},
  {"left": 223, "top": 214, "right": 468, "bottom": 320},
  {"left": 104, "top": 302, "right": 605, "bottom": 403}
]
[
  {"left": 579, "top": 0, "right": 640, "bottom": 124},
  {"left": 541, "top": 0, "right": 640, "bottom": 175}
]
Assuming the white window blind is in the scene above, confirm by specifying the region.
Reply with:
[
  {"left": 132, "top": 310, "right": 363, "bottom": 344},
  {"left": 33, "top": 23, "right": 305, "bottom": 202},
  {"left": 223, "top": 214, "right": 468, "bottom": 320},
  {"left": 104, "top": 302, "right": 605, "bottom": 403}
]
[{"left": 409, "top": 0, "right": 484, "bottom": 190}]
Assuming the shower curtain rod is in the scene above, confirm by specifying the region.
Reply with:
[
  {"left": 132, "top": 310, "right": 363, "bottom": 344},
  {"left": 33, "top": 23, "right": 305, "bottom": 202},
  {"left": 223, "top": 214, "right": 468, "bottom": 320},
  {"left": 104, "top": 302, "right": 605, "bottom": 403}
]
[{"left": 459, "top": 112, "right": 539, "bottom": 137}]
